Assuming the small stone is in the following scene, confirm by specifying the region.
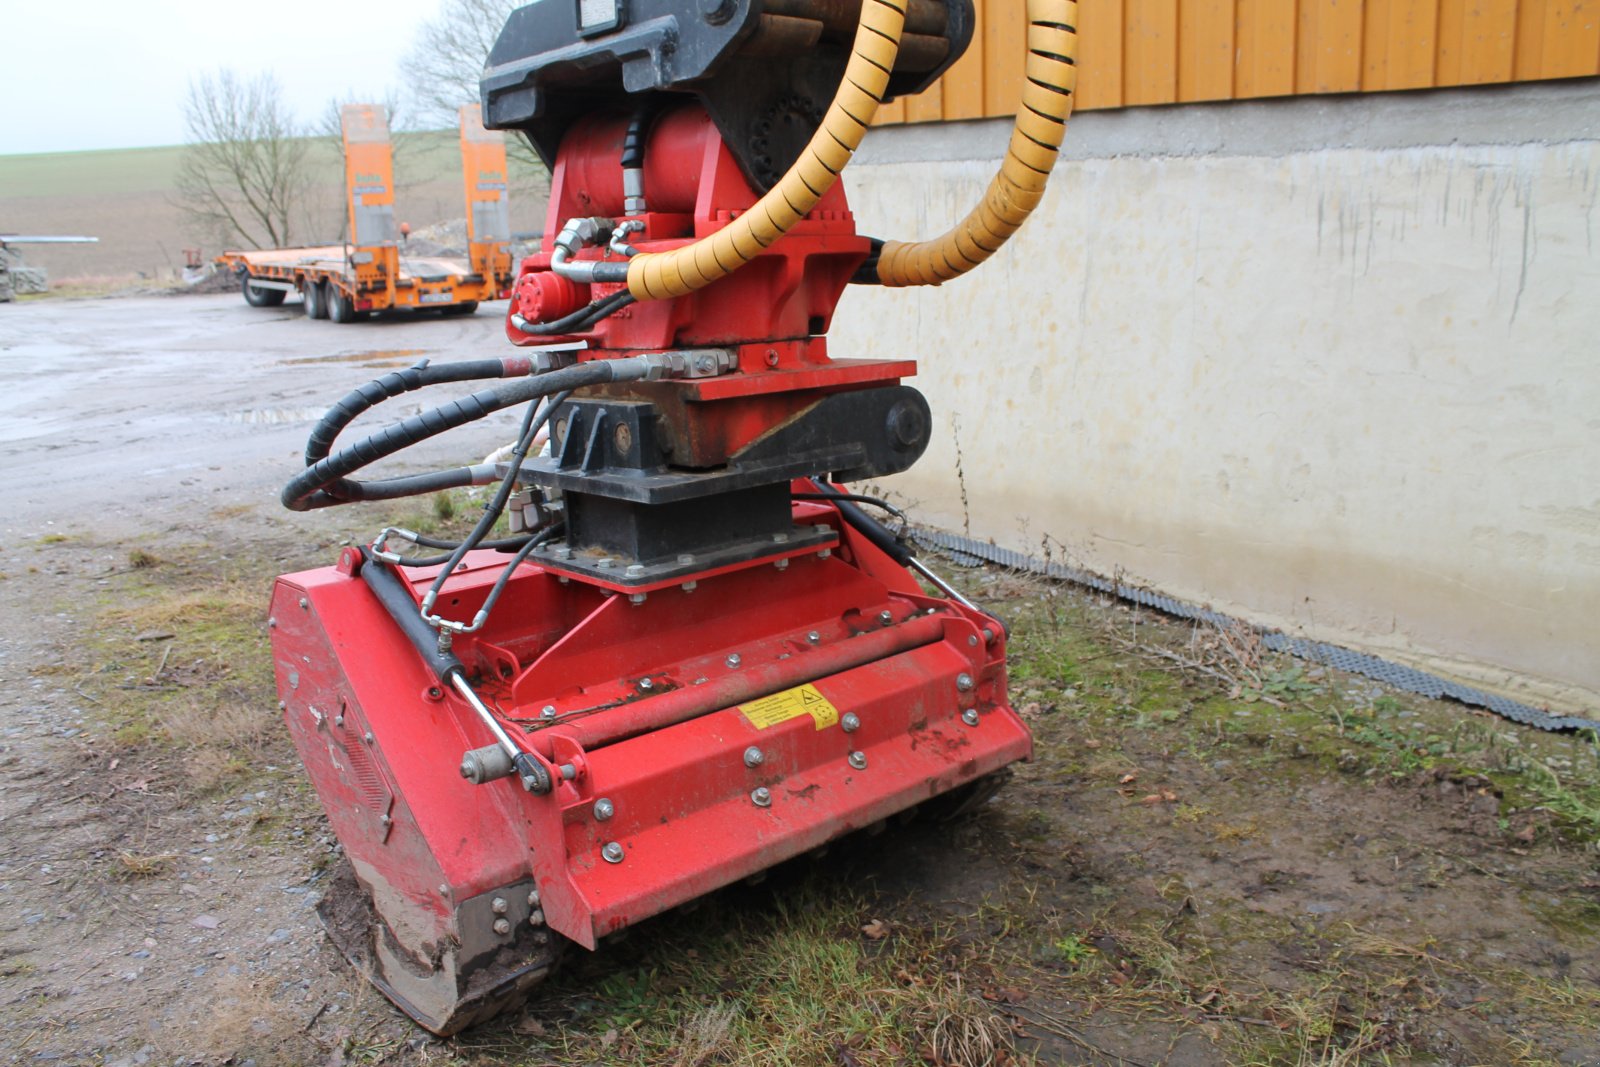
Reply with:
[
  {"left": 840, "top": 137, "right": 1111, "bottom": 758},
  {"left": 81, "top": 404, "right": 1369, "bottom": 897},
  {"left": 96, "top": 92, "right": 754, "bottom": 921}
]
[{"left": 191, "top": 914, "right": 220, "bottom": 929}]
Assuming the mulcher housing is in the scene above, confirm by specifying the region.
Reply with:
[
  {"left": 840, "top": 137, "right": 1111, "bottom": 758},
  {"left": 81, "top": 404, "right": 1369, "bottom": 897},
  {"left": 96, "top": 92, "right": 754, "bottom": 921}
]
[{"left": 273, "top": 0, "right": 1076, "bottom": 1035}]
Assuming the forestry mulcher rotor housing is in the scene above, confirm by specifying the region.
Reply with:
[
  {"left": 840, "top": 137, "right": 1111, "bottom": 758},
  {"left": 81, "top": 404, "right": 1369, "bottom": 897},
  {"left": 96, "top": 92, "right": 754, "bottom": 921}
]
[{"left": 271, "top": 0, "right": 1078, "bottom": 1034}]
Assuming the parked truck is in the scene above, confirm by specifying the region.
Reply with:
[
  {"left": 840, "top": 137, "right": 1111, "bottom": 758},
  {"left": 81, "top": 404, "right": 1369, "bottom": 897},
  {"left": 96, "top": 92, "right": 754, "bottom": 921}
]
[{"left": 216, "top": 104, "right": 514, "bottom": 322}]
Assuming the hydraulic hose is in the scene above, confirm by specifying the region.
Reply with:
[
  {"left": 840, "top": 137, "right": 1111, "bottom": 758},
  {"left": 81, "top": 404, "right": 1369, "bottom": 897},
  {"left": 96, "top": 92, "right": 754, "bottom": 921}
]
[
  {"left": 874, "top": 0, "right": 1078, "bottom": 286},
  {"left": 282, "top": 358, "right": 649, "bottom": 512},
  {"left": 624, "top": 0, "right": 908, "bottom": 300}
]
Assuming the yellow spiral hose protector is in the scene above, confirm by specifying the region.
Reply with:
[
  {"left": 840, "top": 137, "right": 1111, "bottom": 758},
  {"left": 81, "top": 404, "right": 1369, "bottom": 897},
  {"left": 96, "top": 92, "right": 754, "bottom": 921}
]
[
  {"left": 627, "top": 0, "right": 909, "bottom": 300},
  {"left": 876, "top": 0, "right": 1078, "bottom": 286}
]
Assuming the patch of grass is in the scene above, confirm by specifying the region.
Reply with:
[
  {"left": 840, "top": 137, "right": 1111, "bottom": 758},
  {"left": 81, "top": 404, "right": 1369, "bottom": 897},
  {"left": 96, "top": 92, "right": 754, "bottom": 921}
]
[
  {"left": 114, "top": 850, "right": 176, "bottom": 879},
  {"left": 464, "top": 882, "right": 1016, "bottom": 1067},
  {"left": 127, "top": 548, "right": 163, "bottom": 569}
]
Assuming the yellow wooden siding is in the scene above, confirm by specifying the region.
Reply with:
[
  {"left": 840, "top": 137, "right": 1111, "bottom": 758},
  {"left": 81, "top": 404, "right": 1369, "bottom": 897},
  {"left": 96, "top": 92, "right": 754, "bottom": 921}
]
[{"left": 877, "top": 0, "right": 1600, "bottom": 123}]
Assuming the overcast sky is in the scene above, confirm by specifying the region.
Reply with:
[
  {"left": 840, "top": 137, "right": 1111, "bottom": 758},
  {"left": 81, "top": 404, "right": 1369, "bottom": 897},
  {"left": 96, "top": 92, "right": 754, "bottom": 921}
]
[{"left": 1, "top": 0, "right": 456, "bottom": 155}]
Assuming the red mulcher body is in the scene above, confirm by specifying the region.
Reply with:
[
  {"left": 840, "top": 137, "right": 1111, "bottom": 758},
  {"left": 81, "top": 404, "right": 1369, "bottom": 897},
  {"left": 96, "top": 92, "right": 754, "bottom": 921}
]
[{"left": 272, "top": 0, "right": 1032, "bottom": 1035}]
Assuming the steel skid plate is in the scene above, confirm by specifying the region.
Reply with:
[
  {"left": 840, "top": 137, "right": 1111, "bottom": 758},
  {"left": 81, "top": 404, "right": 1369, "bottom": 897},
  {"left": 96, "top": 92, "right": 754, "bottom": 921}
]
[{"left": 271, "top": 503, "right": 1031, "bottom": 1028}]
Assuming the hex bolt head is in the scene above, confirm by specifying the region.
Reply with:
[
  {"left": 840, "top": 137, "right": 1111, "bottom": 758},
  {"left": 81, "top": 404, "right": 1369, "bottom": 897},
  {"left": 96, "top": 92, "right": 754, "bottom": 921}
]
[
  {"left": 529, "top": 908, "right": 545, "bottom": 926},
  {"left": 956, "top": 673, "right": 975, "bottom": 692},
  {"left": 744, "top": 746, "right": 765, "bottom": 768},
  {"left": 962, "top": 709, "right": 981, "bottom": 727},
  {"left": 438, "top": 883, "right": 450, "bottom": 897},
  {"left": 807, "top": 630, "right": 821, "bottom": 644},
  {"left": 534, "top": 930, "right": 550, "bottom": 944},
  {"left": 540, "top": 705, "right": 557, "bottom": 720},
  {"left": 878, "top": 610, "right": 893, "bottom": 626},
  {"left": 491, "top": 896, "right": 508, "bottom": 915},
  {"left": 681, "top": 580, "right": 698, "bottom": 593},
  {"left": 848, "top": 750, "right": 867, "bottom": 770},
  {"left": 841, "top": 712, "right": 861, "bottom": 733},
  {"left": 678, "top": 553, "right": 696, "bottom": 565},
  {"left": 639, "top": 677, "right": 654, "bottom": 690},
  {"left": 298, "top": 597, "right": 309, "bottom": 610},
  {"left": 629, "top": 592, "right": 647, "bottom": 606},
  {"left": 772, "top": 531, "right": 790, "bottom": 543},
  {"left": 967, "top": 634, "right": 978, "bottom": 647},
  {"left": 751, "top": 786, "right": 772, "bottom": 808},
  {"left": 267, "top": 616, "right": 277, "bottom": 629},
  {"left": 527, "top": 889, "right": 541, "bottom": 907},
  {"left": 363, "top": 731, "right": 375, "bottom": 745},
  {"left": 625, "top": 563, "right": 645, "bottom": 578},
  {"left": 493, "top": 918, "right": 512, "bottom": 936},
  {"left": 593, "top": 797, "right": 615, "bottom": 821},
  {"left": 601, "top": 842, "right": 625, "bottom": 864},
  {"left": 773, "top": 558, "right": 789, "bottom": 571},
  {"left": 817, "top": 548, "right": 832, "bottom": 560},
  {"left": 334, "top": 715, "right": 345, "bottom": 728},
  {"left": 726, "top": 653, "right": 742, "bottom": 669}
]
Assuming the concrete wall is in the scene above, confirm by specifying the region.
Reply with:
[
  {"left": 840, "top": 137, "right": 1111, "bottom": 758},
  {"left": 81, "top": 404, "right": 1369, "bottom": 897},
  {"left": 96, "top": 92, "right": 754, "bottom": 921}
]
[{"left": 834, "top": 79, "right": 1600, "bottom": 713}]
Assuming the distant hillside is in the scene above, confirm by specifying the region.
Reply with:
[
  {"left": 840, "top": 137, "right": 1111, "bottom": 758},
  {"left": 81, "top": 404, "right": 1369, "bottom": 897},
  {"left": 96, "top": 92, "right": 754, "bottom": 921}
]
[{"left": 0, "top": 131, "right": 548, "bottom": 284}]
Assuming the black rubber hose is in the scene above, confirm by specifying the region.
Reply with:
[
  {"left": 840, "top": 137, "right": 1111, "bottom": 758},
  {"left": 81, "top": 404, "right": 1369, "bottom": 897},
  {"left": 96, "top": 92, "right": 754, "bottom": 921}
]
[
  {"left": 282, "top": 361, "right": 621, "bottom": 512},
  {"left": 808, "top": 481, "right": 914, "bottom": 566},
  {"left": 422, "top": 391, "right": 571, "bottom": 610},
  {"left": 360, "top": 549, "right": 465, "bottom": 684},
  {"left": 517, "top": 289, "right": 635, "bottom": 335},
  {"left": 303, "top": 358, "right": 527, "bottom": 471},
  {"left": 620, "top": 109, "right": 650, "bottom": 169},
  {"left": 792, "top": 490, "right": 906, "bottom": 522}
]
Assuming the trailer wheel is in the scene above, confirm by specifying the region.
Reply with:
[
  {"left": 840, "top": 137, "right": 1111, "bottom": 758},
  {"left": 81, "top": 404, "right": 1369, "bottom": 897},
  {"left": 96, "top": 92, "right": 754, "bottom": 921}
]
[
  {"left": 242, "top": 275, "right": 286, "bottom": 308},
  {"left": 328, "top": 287, "right": 360, "bottom": 324},
  {"left": 303, "top": 279, "right": 329, "bottom": 320},
  {"left": 442, "top": 301, "right": 479, "bottom": 316}
]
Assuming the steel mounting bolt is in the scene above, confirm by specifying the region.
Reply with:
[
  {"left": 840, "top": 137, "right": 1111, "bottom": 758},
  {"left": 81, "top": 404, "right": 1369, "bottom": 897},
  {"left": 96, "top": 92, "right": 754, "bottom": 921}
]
[
  {"left": 982, "top": 627, "right": 996, "bottom": 644},
  {"left": 534, "top": 930, "right": 550, "bottom": 944},
  {"left": 807, "top": 630, "right": 820, "bottom": 644},
  {"left": 601, "top": 842, "right": 625, "bottom": 864},
  {"left": 493, "top": 918, "right": 512, "bottom": 936},
  {"left": 743, "top": 746, "right": 764, "bottom": 768},
  {"left": 773, "top": 532, "right": 790, "bottom": 543},
  {"left": 678, "top": 553, "right": 695, "bottom": 565},
  {"left": 639, "top": 677, "right": 654, "bottom": 690},
  {"left": 629, "top": 592, "right": 647, "bottom": 606},
  {"left": 527, "top": 889, "right": 541, "bottom": 907},
  {"left": 278, "top": 700, "right": 287, "bottom": 711},
  {"left": 597, "top": 557, "right": 615, "bottom": 569},
  {"left": 625, "top": 563, "right": 645, "bottom": 578},
  {"left": 593, "top": 797, "right": 615, "bottom": 821},
  {"left": 334, "top": 714, "right": 345, "bottom": 727},
  {"left": 298, "top": 597, "right": 309, "bottom": 610},
  {"left": 681, "top": 580, "right": 698, "bottom": 593},
  {"left": 540, "top": 705, "right": 557, "bottom": 720},
  {"left": 267, "top": 616, "right": 277, "bottom": 629},
  {"left": 726, "top": 653, "right": 742, "bottom": 669},
  {"left": 751, "top": 786, "right": 772, "bottom": 808},
  {"left": 529, "top": 908, "right": 545, "bottom": 926},
  {"left": 841, "top": 712, "right": 860, "bottom": 733},
  {"left": 817, "top": 548, "right": 832, "bottom": 560},
  {"left": 491, "top": 897, "right": 508, "bottom": 915},
  {"left": 962, "top": 709, "right": 981, "bottom": 727},
  {"left": 956, "top": 672, "right": 975, "bottom": 692},
  {"left": 848, "top": 751, "right": 868, "bottom": 770},
  {"left": 363, "top": 731, "right": 375, "bottom": 745},
  {"left": 774, "top": 558, "right": 789, "bottom": 571},
  {"left": 878, "top": 610, "right": 893, "bottom": 626},
  {"left": 438, "top": 883, "right": 450, "bottom": 897},
  {"left": 967, "top": 634, "right": 978, "bottom": 647}
]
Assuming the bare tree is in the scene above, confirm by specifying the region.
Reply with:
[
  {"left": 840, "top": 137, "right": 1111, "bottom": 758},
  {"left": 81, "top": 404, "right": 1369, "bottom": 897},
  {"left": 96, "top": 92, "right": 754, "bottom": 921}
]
[
  {"left": 401, "top": 0, "right": 520, "bottom": 131},
  {"left": 175, "top": 70, "right": 310, "bottom": 250}
]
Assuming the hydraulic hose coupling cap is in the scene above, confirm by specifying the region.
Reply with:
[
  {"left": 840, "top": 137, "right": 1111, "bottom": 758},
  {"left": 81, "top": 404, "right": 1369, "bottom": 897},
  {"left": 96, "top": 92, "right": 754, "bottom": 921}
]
[{"left": 516, "top": 271, "right": 588, "bottom": 325}]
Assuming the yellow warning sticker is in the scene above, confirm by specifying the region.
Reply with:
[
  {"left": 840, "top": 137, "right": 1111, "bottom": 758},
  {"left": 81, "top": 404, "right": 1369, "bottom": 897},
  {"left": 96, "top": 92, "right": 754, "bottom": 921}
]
[{"left": 739, "top": 684, "right": 840, "bottom": 731}]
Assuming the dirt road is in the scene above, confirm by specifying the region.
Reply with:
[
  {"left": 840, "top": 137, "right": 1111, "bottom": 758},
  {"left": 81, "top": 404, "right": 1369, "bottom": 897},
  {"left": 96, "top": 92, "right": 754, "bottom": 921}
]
[{"left": 2, "top": 293, "right": 1598, "bottom": 1066}]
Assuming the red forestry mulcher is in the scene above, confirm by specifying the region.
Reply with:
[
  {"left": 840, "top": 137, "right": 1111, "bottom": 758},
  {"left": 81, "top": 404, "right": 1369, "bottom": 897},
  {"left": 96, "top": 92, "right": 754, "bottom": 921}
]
[{"left": 271, "top": 0, "right": 1079, "bottom": 1034}]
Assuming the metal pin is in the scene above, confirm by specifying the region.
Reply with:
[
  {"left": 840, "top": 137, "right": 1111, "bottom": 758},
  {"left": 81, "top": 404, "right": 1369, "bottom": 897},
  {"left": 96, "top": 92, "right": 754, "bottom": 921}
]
[{"left": 540, "top": 705, "right": 557, "bottom": 720}]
